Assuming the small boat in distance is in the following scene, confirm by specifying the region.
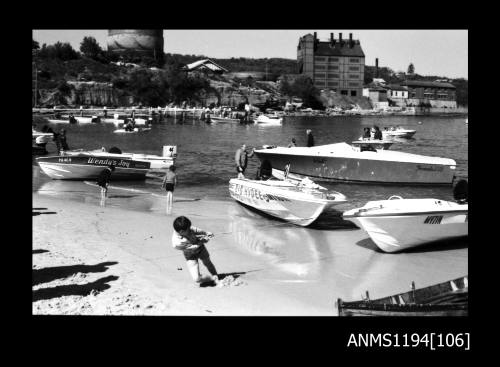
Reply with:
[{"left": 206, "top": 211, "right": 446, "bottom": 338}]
[
  {"left": 254, "top": 114, "right": 283, "bottom": 125},
  {"left": 229, "top": 175, "right": 346, "bottom": 226},
  {"left": 336, "top": 276, "right": 468, "bottom": 316},
  {"left": 209, "top": 116, "right": 241, "bottom": 123},
  {"left": 382, "top": 127, "right": 416, "bottom": 139},
  {"left": 342, "top": 180, "right": 468, "bottom": 252},
  {"left": 114, "top": 127, "right": 151, "bottom": 134}
]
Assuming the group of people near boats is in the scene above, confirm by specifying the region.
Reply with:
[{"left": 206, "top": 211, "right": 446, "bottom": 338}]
[
  {"left": 362, "top": 126, "right": 383, "bottom": 140},
  {"left": 33, "top": 125, "right": 70, "bottom": 153}
]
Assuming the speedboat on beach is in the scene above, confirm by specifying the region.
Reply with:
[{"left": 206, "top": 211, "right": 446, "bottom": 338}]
[
  {"left": 36, "top": 153, "right": 151, "bottom": 180},
  {"left": 351, "top": 139, "right": 394, "bottom": 150},
  {"left": 254, "top": 143, "right": 456, "bottom": 185},
  {"left": 254, "top": 114, "right": 283, "bottom": 125},
  {"left": 342, "top": 181, "right": 468, "bottom": 252},
  {"left": 229, "top": 176, "right": 347, "bottom": 226},
  {"left": 337, "top": 275, "right": 468, "bottom": 316},
  {"left": 382, "top": 127, "right": 416, "bottom": 139},
  {"left": 62, "top": 145, "right": 176, "bottom": 171}
]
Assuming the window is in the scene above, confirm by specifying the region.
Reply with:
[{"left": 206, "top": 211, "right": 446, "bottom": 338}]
[
  {"left": 351, "top": 91, "right": 357, "bottom": 97},
  {"left": 314, "top": 73, "right": 326, "bottom": 79},
  {"left": 327, "top": 81, "right": 339, "bottom": 87},
  {"left": 315, "top": 81, "right": 326, "bottom": 86},
  {"left": 327, "top": 73, "right": 340, "bottom": 79},
  {"left": 348, "top": 74, "right": 358, "bottom": 79},
  {"left": 348, "top": 66, "right": 360, "bottom": 71},
  {"left": 315, "top": 57, "right": 326, "bottom": 62},
  {"left": 327, "top": 65, "right": 339, "bottom": 71},
  {"left": 348, "top": 82, "right": 359, "bottom": 87},
  {"left": 341, "top": 90, "right": 348, "bottom": 95},
  {"left": 349, "top": 58, "right": 359, "bottom": 63},
  {"left": 315, "top": 65, "right": 326, "bottom": 70},
  {"left": 329, "top": 57, "right": 339, "bottom": 62}
]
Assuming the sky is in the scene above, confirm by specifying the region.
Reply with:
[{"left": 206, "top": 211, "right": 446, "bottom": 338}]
[{"left": 33, "top": 29, "right": 468, "bottom": 79}]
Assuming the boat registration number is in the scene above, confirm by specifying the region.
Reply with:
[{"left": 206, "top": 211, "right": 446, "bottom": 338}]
[{"left": 417, "top": 164, "right": 443, "bottom": 171}]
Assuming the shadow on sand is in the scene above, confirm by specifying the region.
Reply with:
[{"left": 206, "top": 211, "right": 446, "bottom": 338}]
[
  {"left": 32, "top": 275, "right": 119, "bottom": 302},
  {"left": 33, "top": 249, "right": 49, "bottom": 254},
  {"left": 33, "top": 261, "right": 118, "bottom": 286},
  {"left": 355, "top": 236, "right": 469, "bottom": 254},
  {"left": 199, "top": 271, "right": 246, "bottom": 288}
]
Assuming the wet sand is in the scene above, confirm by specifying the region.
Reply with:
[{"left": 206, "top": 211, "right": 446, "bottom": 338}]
[{"left": 32, "top": 180, "right": 468, "bottom": 315}]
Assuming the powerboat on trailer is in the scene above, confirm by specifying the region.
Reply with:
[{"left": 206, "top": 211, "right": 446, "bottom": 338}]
[
  {"left": 229, "top": 175, "right": 347, "bottom": 226},
  {"left": 342, "top": 180, "right": 468, "bottom": 252},
  {"left": 254, "top": 143, "right": 457, "bottom": 185}
]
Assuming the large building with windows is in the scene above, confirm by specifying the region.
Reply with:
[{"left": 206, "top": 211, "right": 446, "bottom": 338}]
[{"left": 297, "top": 32, "right": 365, "bottom": 97}]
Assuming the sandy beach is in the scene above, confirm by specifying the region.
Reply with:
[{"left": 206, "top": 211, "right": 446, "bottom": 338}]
[{"left": 32, "top": 180, "right": 468, "bottom": 316}]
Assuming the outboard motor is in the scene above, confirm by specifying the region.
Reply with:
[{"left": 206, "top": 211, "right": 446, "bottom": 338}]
[{"left": 453, "top": 179, "right": 468, "bottom": 204}]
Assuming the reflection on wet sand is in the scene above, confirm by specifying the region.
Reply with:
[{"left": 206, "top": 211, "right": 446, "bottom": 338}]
[{"left": 228, "top": 204, "right": 324, "bottom": 279}]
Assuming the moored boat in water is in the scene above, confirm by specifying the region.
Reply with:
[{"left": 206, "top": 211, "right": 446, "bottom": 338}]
[
  {"left": 228, "top": 176, "right": 346, "bottom": 226},
  {"left": 209, "top": 116, "right": 241, "bottom": 123},
  {"left": 336, "top": 275, "right": 468, "bottom": 316},
  {"left": 382, "top": 127, "right": 416, "bottom": 139},
  {"left": 342, "top": 181, "right": 468, "bottom": 252},
  {"left": 254, "top": 143, "right": 457, "bottom": 185},
  {"left": 254, "top": 114, "right": 283, "bottom": 125}
]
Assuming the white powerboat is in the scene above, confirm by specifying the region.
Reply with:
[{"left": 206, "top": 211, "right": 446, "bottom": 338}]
[
  {"left": 209, "top": 116, "right": 241, "bottom": 123},
  {"left": 351, "top": 139, "right": 394, "bottom": 150},
  {"left": 382, "top": 128, "right": 416, "bottom": 139},
  {"left": 63, "top": 145, "right": 176, "bottom": 170},
  {"left": 255, "top": 114, "right": 283, "bottom": 125},
  {"left": 36, "top": 154, "right": 151, "bottom": 180},
  {"left": 254, "top": 143, "right": 456, "bottom": 185},
  {"left": 229, "top": 177, "right": 347, "bottom": 226},
  {"left": 343, "top": 196, "right": 468, "bottom": 252},
  {"left": 113, "top": 127, "right": 151, "bottom": 134}
]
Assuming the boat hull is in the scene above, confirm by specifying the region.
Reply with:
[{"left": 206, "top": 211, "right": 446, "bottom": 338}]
[
  {"left": 210, "top": 117, "right": 241, "bottom": 123},
  {"left": 255, "top": 148, "right": 455, "bottom": 185},
  {"left": 353, "top": 213, "right": 468, "bottom": 252},
  {"left": 37, "top": 155, "right": 150, "bottom": 180},
  {"left": 228, "top": 178, "right": 344, "bottom": 226},
  {"left": 383, "top": 130, "right": 416, "bottom": 139}
]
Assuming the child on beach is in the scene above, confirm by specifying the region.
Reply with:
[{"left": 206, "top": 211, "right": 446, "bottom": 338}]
[
  {"left": 172, "top": 216, "right": 219, "bottom": 285},
  {"left": 97, "top": 165, "right": 115, "bottom": 205},
  {"left": 162, "top": 165, "right": 177, "bottom": 214}
]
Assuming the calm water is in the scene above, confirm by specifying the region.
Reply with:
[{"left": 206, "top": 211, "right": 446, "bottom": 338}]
[{"left": 33, "top": 114, "right": 468, "bottom": 210}]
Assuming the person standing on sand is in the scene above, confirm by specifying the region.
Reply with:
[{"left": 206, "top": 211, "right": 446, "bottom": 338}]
[
  {"left": 287, "top": 138, "right": 297, "bottom": 148},
  {"left": 235, "top": 144, "right": 255, "bottom": 179},
  {"left": 97, "top": 165, "right": 115, "bottom": 206},
  {"left": 306, "top": 129, "right": 315, "bottom": 147},
  {"left": 172, "top": 216, "right": 219, "bottom": 286},
  {"left": 162, "top": 165, "right": 177, "bottom": 214}
]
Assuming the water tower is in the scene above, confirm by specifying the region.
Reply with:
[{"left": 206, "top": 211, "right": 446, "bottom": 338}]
[{"left": 107, "top": 30, "right": 164, "bottom": 60}]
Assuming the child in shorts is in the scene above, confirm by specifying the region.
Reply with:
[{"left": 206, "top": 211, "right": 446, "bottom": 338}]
[
  {"left": 162, "top": 165, "right": 177, "bottom": 214},
  {"left": 172, "top": 216, "right": 219, "bottom": 285}
]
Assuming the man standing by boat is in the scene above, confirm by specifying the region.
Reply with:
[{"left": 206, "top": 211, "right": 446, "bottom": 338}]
[
  {"left": 97, "top": 165, "right": 115, "bottom": 206},
  {"left": 306, "top": 129, "right": 315, "bottom": 147},
  {"left": 235, "top": 144, "right": 254, "bottom": 179}
]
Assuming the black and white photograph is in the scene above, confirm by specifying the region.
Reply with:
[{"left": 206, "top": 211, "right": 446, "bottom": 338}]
[{"left": 32, "top": 29, "right": 468, "bottom": 322}]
